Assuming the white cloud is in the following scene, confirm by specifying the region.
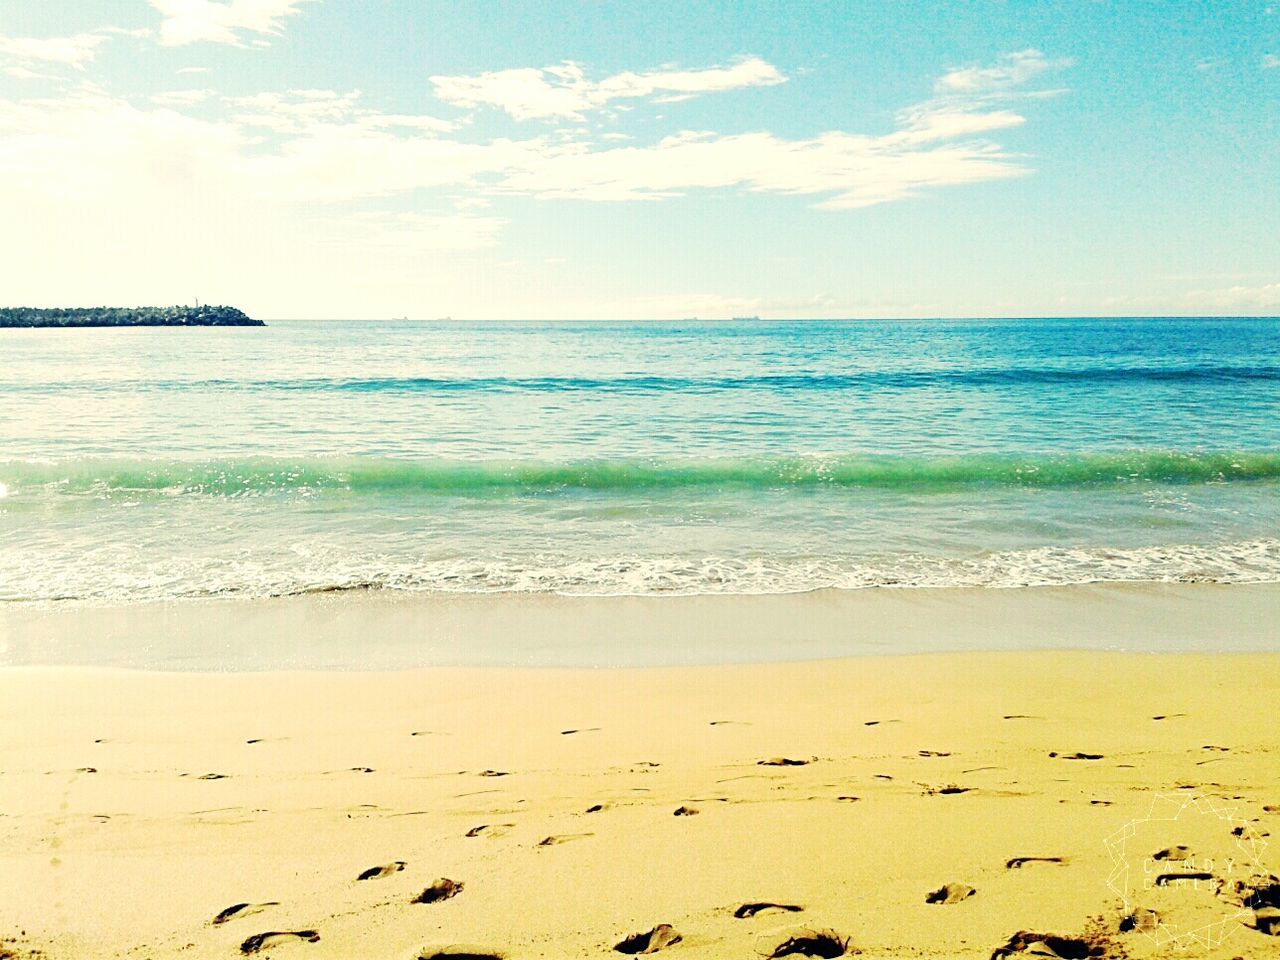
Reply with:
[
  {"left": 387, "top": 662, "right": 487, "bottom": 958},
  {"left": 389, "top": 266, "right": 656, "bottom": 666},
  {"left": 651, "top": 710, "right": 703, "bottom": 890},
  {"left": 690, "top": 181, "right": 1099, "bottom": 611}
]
[
  {"left": 0, "top": 51, "right": 1062, "bottom": 213},
  {"left": 149, "top": 0, "right": 313, "bottom": 47},
  {"left": 3, "top": 65, "right": 60, "bottom": 81},
  {"left": 1184, "top": 282, "right": 1280, "bottom": 310},
  {"left": 324, "top": 210, "right": 509, "bottom": 252},
  {"left": 430, "top": 56, "right": 785, "bottom": 121},
  {"left": 0, "top": 90, "right": 499, "bottom": 316},
  {"left": 1263, "top": 54, "right": 1280, "bottom": 69},
  {"left": 0, "top": 32, "right": 109, "bottom": 69},
  {"left": 493, "top": 128, "right": 1027, "bottom": 208},
  {"left": 152, "top": 88, "right": 216, "bottom": 106},
  {"left": 226, "top": 88, "right": 363, "bottom": 131},
  {"left": 220, "top": 89, "right": 457, "bottom": 136},
  {"left": 0, "top": 50, "right": 1068, "bottom": 315},
  {"left": 935, "top": 48, "right": 1072, "bottom": 94}
]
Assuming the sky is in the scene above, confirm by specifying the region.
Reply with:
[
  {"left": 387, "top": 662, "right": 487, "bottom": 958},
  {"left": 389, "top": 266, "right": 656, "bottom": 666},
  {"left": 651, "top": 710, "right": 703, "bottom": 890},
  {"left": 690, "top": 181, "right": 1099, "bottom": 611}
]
[{"left": 0, "top": 1, "right": 1277, "bottom": 320}]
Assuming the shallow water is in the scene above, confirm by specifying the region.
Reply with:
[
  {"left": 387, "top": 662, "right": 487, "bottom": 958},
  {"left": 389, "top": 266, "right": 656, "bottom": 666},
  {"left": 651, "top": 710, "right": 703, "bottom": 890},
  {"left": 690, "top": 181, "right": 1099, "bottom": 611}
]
[{"left": 2, "top": 317, "right": 1278, "bottom": 602}]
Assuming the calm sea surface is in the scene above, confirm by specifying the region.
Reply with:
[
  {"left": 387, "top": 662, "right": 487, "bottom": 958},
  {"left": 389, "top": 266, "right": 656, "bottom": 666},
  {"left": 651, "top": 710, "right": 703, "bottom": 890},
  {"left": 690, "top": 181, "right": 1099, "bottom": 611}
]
[{"left": 2, "top": 318, "right": 1278, "bottom": 603}]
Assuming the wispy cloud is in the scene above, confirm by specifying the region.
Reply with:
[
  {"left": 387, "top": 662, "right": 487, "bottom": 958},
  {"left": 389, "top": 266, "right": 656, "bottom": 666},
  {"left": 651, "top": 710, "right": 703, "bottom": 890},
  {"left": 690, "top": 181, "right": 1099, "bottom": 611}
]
[
  {"left": 491, "top": 127, "right": 1028, "bottom": 208},
  {"left": 0, "top": 50, "right": 1068, "bottom": 314},
  {"left": 478, "top": 49, "right": 1062, "bottom": 208},
  {"left": 149, "top": 0, "right": 314, "bottom": 47},
  {"left": 0, "top": 32, "right": 111, "bottom": 70},
  {"left": 934, "top": 48, "right": 1072, "bottom": 94},
  {"left": 0, "top": 50, "right": 1066, "bottom": 212},
  {"left": 430, "top": 57, "right": 786, "bottom": 121},
  {"left": 151, "top": 88, "right": 216, "bottom": 106},
  {"left": 1184, "top": 281, "right": 1280, "bottom": 310},
  {"left": 224, "top": 88, "right": 456, "bottom": 135}
]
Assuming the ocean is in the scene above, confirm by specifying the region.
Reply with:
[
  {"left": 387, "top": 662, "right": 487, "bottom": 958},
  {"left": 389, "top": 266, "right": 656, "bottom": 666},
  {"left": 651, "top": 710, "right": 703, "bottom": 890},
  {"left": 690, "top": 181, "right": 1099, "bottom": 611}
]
[{"left": 2, "top": 317, "right": 1279, "bottom": 605}]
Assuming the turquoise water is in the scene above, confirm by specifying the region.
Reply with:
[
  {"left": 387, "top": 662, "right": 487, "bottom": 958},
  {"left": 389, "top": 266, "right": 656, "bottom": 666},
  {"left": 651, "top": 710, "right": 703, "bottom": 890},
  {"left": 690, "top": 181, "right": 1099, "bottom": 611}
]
[{"left": 2, "top": 317, "right": 1278, "bottom": 602}]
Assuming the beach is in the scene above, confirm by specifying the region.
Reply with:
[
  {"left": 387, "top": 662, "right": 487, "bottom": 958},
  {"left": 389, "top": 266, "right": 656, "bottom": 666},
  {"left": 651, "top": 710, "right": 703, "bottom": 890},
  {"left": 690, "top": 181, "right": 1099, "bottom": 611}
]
[
  {"left": 3, "top": 587, "right": 1278, "bottom": 959},
  {"left": 6, "top": 0, "right": 1279, "bottom": 953}
]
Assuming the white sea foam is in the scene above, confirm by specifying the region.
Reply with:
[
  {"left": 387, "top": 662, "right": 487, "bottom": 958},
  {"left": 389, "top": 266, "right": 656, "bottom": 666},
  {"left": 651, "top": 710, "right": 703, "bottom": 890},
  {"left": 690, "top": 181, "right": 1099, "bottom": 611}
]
[{"left": 4, "top": 539, "right": 1280, "bottom": 606}]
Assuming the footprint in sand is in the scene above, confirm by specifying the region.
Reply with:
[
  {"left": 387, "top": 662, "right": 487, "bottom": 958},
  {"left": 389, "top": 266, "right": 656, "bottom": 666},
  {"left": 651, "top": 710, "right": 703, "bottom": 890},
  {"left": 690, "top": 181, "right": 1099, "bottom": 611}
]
[
  {"left": 673, "top": 806, "right": 699, "bottom": 816},
  {"left": 1256, "top": 909, "right": 1280, "bottom": 936},
  {"left": 1005, "top": 856, "right": 1066, "bottom": 869},
  {"left": 240, "top": 931, "right": 319, "bottom": 954},
  {"left": 989, "top": 931, "right": 1106, "bottom": 959},
  {"left": 356, "top": 861, "right": 406, "bottom": 881},
  {"left": 1242, "top": 882, "right": 1280, "bottom": 934},
  {"left": 537, "top": 833, "right": 592, "bottom": 847},
  {"left": 924, "top": 784, "right": 972, "bottom": 796},
  {"left": 925, "top": 883, "right": 975, "bottom": 904},
  {"left": 1151, "top": 845, "right": 1191, "bottom": 861},
  {"left": 413, "top": 878, "right": 464, "bottom": 904},
  {"left": 1119, "top": 907, "right": 1160, "bottom": 933},
  {"left": 1154, "top": 871, "right": 1214, "bottom": 886},
  {"left": 768, "top": 931, "right": 852, "bottom": 958},
  {"left": 614, "top": 924, "right": 682, "bottom": 954},
  {"left": 1048, "top": 752, "right": 1103, "bottom": 760},
  {"left": 212, "top": 902, "right": 280, "bottom": 926},
  {"left": 918, "top": 750, "right": 952, "bottom": 757},
  {"left": 477, "top": 770, "right": 509, "bottom": 778},
  {"left": 419, "top": 950, "right": 506, "bottom": 960},
  {"left": 734, "top": 902, "right": 802, "bottom": 918},
  {"left": 758, "top": 758, "right": 809, "bottom": 767},
  {"left": 585, "top": 803, "right": 609, "bottom": 813},
  {"left": 465, "top": 823, "right": 515, "bottom": 837},
  {"left": 560, "top": 727, "right": 601, "bottom": 735}
]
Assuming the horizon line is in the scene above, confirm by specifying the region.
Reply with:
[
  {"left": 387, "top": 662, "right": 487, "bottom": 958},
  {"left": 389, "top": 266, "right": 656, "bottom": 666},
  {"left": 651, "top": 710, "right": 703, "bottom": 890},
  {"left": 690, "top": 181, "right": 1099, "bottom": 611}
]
[{"left": 254, "top": 314, "right": 1280, "bottom": 323}]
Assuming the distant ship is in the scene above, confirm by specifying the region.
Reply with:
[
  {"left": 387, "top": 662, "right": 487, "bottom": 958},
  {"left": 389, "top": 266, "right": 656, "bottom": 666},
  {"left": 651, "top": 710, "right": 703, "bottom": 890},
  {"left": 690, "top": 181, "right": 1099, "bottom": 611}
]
[{"left": 731, "top": 315, "right": 762, "bottom": 321}]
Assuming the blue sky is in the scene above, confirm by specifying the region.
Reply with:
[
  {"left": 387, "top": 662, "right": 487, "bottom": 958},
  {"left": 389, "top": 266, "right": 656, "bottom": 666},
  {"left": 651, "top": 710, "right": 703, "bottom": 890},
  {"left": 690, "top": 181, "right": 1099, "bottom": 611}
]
[{"left": 0, "top": 1, "right": 1276, "bottom": 318}]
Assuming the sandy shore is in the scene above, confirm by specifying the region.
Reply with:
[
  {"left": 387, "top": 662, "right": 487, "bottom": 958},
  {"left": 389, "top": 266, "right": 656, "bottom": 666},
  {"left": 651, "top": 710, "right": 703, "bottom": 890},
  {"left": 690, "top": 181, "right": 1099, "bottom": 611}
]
[
  {"left": 5, "top": 582, "right": 1280, "bottom": 670},
  {"left": 1, "top": 594, "right": 1278, "bottom": 958}
]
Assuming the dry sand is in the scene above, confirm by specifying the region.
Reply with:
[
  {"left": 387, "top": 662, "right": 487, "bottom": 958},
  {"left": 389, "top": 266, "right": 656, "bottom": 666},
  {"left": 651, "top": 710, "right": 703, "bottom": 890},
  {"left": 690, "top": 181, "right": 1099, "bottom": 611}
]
[{"left": 1, "top": 594, "right": 1278, "bottom": 958}]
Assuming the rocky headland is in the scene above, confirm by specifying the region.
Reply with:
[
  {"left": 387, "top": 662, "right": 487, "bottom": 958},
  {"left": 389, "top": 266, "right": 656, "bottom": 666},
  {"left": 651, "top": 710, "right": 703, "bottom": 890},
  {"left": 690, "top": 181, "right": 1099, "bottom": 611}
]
[{"left": 0, "top": 305, "right": 263, "bottom": 327}]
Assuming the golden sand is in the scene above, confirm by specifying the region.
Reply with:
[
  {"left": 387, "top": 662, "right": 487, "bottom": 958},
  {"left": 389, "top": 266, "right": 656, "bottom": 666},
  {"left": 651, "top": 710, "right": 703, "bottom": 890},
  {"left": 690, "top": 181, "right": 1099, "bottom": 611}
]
[{"left": 1, "top": 637, "right": 1278, "bottom": 958}]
